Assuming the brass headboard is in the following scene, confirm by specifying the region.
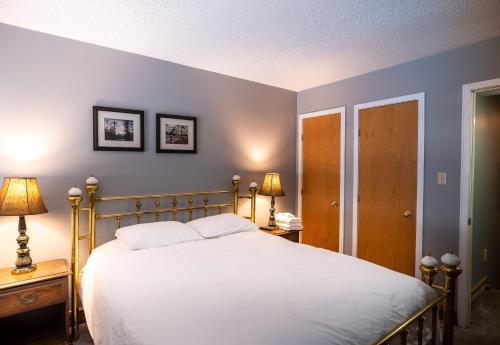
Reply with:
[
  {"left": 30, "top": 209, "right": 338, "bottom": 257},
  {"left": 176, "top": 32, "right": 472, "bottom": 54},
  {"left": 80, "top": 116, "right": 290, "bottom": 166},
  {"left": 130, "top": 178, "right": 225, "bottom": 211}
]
[{"left": 66, "top": 175, "right": 257, "bottom": 340}]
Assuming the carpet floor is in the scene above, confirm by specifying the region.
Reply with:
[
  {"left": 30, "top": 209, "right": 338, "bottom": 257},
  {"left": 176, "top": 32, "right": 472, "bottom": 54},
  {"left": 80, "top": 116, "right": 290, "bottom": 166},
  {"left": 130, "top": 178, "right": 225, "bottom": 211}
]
[
  {"left": 454, "top": 288, "right": 500, "bottom": 345},
  {"left": 74, "top": 324, "right": 93, "bottom": 345}
]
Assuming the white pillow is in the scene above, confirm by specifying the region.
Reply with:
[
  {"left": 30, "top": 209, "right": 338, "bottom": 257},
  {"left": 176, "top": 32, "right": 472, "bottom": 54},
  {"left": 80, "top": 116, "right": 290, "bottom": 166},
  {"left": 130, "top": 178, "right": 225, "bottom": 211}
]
[
  {"left": 115, "top": 221, "right": 202, "bottom": 250},
  {"left": 187, "top": 213, "right": 257, "bottom": 239}
]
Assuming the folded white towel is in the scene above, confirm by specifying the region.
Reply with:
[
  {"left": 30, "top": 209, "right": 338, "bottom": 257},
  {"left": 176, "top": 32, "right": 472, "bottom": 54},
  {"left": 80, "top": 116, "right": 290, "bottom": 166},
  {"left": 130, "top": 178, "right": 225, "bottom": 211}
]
[
  {"left": 277, "top": 225, "right": 303, "bottom": 231},
  {"left": 275, "top": 212, "right": 299, "bottom": 220},
  {"left": 276, "top": 221, "right": 303, "bottom": 231},
  {"left": 275, "top": 213, "right": 301, "bottom": 225},
  {"left": 280, "top": 219, "right": 302, "bottom": 225}
]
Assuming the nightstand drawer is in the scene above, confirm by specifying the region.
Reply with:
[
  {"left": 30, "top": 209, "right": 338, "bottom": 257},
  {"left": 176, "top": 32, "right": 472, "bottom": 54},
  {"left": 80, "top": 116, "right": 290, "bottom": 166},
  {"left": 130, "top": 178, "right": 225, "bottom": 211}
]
[
  {"left": 280, "top": 230, "right": 300, "bottom": 243},
  {"left": 0, "top": 279, "right": 67, "bottom": 318}
]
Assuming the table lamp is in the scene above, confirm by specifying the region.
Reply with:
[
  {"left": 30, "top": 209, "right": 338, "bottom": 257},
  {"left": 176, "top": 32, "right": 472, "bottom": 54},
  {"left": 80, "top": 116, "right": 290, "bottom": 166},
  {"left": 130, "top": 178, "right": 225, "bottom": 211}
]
[
  {"left": 0, "top": 177, "right": 48, "bottom": 274},
  {"left": 258, "top": 173, "right": 285, "bottom": 229}
]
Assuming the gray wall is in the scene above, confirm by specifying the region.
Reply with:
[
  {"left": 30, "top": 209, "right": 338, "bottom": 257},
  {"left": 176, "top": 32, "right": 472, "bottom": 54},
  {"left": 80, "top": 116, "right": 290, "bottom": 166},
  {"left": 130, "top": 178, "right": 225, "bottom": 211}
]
[
  {"left": 0, "top": 23, "right": 297, "bottom": 267},
  {"left": 298, "top": 37, "right": 500, "bottom": 260},
  {"left": 472, "top": 94, "right": 500, "bottom": 288}
]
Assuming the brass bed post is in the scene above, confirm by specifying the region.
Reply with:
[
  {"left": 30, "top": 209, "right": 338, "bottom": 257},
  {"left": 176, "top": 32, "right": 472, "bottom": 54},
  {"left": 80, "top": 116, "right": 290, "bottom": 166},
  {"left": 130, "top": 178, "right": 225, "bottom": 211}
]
[
  {"left": 86, "top": 176, "right": 99, "bottom": 253},
  {"left": 419, "top": 253, "right": 439, "bottom": 286},
  {"left": 249, "top": 181, "right": 258, "bottom": 223},
  {"left": 232, "top": 175, "right": 241, "bottom": 214},
  {"left": 440, "top": 251, "right": 462, "bottom": 345},
  {"left": 419, "top": 254, "right": 439, "bottom": 345},
  {"left": 67, "top": 186, "right": 83, "bottom": 341}
]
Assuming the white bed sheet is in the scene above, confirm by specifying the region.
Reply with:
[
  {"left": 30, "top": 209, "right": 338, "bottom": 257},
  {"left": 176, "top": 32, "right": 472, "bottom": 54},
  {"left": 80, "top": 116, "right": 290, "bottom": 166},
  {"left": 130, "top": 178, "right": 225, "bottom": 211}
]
[{"left": 81, "top": 231, "right": 436, "bottom": 345}]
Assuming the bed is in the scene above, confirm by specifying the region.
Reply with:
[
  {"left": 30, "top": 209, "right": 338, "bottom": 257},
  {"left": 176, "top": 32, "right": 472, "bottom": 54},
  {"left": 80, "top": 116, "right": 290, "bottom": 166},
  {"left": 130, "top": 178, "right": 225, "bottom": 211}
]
[{"left": 67, "top": 176, "right": 461, "bottom": 345}]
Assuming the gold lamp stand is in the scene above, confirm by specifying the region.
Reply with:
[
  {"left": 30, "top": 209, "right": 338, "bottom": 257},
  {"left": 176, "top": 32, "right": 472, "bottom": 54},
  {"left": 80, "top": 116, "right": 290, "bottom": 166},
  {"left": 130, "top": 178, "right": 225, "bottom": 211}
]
[
  {"left": 12, "top": 215, "right": 37, "bottom": 275},
  {"left": 0, "top": 177, "right": 48, "bottom": 275},
  {"left": 268, "top": 195, "right": 277, "bottom": 228}
]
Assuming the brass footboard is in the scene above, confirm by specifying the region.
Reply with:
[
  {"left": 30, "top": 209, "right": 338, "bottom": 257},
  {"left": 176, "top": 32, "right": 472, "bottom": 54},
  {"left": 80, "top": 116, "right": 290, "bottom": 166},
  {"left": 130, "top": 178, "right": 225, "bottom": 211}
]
[
  {"left": 375, "top": 252, "right": 462, "bottom": 345},
  {"left": 67, "top": 175, "right": 258, "bottom": 340}
]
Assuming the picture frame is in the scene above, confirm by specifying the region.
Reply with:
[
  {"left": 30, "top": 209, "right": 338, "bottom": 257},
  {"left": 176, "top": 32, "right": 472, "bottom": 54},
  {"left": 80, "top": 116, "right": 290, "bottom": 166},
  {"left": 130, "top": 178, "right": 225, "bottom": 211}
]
[
  {"left": 93, "top": 106, "right": 145, "bottom": 151},
  {"left": 156, "top": 113, "right": 197, "bottom": 153}
]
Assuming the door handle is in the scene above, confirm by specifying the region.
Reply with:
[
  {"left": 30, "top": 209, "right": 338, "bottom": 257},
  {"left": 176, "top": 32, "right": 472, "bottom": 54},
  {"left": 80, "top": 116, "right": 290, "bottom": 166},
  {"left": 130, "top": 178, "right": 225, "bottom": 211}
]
[
  {"left": 403, "top": 210, "right": 413, "bottom": 218},
  {"left": 331, "top": 201, "right": 338, "bottom": 208}
]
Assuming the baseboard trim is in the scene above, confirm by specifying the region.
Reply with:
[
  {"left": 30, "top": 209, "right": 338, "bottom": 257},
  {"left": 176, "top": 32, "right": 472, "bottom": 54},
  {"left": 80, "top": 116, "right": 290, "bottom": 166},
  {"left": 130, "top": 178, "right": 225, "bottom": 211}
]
[{"left": 471, "top": 277, "right": 490, "bottom": 302}]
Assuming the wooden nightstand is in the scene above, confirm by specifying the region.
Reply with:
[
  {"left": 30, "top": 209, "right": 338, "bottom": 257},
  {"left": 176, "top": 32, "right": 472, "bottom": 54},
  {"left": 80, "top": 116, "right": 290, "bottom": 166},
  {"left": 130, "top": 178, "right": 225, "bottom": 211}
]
[
  {"left": 0, "top": 259, "right": 70, "bottom": 344},
  {"left": 260, "top": 228, "right": 301, "bottom": 243}
]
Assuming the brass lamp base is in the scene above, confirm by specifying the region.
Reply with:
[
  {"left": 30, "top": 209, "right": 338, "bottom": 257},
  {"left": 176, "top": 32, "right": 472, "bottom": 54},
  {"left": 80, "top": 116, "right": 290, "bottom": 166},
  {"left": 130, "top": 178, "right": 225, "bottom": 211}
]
[
  {"left": 12, "top": 264, "right": 37, "bottom": 275},
  {"left": 260, "top": 225, "right": 274, "bottom": 231},
  {"left": 10, "top": 215, "right": 37, "bottom": 275},
  {"left": 267, "top": 195, "right": 277, "bottom": 229}
]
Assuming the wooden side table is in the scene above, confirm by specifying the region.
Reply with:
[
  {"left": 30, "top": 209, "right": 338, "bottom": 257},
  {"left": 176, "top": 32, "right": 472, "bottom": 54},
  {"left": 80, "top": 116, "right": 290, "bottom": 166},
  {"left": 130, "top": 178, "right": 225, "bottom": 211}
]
[
  {"left": 260, "top": 227, "right": 301, "bottom": 243},
  {"left": 0, "top": 259, "right": 70, "bottom": 344}
]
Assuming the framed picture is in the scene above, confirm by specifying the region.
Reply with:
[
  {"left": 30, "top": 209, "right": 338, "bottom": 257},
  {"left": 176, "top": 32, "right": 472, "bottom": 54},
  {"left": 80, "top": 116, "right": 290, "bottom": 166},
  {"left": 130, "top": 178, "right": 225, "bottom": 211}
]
[
  {"left": 156, "top": 114, "right": 197, "bottom": 153},
  {"left": 93, "top": 106, "right": 144, "bottom": 151}
]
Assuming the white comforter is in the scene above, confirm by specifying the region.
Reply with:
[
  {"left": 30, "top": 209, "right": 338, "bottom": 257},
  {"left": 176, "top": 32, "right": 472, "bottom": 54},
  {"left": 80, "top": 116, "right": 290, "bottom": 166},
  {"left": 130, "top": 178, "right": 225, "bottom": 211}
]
[{"left": 81, "top": 231, "right": 436, "bottom": 345}]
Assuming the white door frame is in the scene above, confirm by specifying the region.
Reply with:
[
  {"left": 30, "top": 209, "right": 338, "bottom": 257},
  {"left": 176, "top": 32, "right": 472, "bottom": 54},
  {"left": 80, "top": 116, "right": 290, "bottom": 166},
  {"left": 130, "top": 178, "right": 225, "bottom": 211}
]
[
  {"left": 458, "top": 78, "right": 500, "bottom": 328},
  {"left": 297, "top": 107, "right": 346, "bottom": 253},
  {"left": 352, "top": 93, "right": 425, "bottom": 277}
]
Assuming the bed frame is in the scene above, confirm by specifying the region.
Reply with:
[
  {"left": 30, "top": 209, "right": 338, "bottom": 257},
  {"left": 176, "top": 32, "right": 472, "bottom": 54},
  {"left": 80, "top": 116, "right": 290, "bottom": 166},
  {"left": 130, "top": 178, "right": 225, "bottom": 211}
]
[{"left": 67, "top": 175, "right": 461, "bottom": 345}]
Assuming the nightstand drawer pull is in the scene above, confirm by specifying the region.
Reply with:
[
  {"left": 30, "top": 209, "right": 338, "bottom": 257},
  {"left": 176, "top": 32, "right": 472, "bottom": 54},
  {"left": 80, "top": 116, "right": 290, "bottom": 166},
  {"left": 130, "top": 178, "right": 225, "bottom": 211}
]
[{"left": 17, "top": 293, "right": 40, "bottom": 304}]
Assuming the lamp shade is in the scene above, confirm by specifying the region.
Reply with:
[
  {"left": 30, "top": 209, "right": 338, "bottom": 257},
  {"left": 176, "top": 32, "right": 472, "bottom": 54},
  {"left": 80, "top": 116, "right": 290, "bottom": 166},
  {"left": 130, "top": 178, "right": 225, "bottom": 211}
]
[
  {"left": 0, "top": 177, "right": 48, "bottom": 216},
  {"left": 258, "top": 173, "right": 285, "bottom": 197}
]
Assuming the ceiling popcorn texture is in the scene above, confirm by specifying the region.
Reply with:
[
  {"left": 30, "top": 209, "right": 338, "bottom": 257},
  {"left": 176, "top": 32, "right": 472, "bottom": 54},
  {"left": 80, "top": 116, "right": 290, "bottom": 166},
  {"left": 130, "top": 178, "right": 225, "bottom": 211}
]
[{"left": 1, "top": 0, "right": 499, "bottom": 91}]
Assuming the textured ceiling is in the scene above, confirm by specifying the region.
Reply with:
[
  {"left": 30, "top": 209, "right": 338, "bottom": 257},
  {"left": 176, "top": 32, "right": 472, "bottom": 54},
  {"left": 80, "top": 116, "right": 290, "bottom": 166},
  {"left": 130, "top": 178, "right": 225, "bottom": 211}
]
[{"left": 1, "top": 0, "right": 499, "bottom": 91}]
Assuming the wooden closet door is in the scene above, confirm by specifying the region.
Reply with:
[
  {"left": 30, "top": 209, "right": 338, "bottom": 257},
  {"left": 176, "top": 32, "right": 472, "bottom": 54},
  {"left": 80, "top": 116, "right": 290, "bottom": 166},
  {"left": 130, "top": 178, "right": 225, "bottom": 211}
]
[
  {"left": 358, "top": 100, "right": 418, "bottom": 275},
  {"left": 301, "top": 114, "right": 341, "bottom": 251}
]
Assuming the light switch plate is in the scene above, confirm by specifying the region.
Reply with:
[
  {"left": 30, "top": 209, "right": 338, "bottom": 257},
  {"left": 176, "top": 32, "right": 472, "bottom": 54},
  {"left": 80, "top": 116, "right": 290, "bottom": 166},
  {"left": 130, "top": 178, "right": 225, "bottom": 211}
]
[{"left": 437, "top": 172, "right": 447, "bottom": 185}]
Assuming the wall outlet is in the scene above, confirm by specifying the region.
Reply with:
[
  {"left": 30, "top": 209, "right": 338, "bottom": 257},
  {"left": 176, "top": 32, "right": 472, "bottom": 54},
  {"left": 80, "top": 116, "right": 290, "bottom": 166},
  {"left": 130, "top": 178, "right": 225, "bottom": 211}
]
[
  {"left": 483, "top": 248, "right": 488, "bottom": 263},
  {"left": 437, "top": 172, "right": 447, "bottom": 185}
]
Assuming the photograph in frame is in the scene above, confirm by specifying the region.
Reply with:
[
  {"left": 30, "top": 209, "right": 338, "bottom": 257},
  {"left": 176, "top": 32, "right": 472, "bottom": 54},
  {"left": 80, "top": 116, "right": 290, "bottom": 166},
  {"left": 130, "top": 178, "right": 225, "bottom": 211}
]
[
  {"left": 93, "top": 106, "right": 145, "bottom": 151},
  {"left": 156, "top": 114, "right": 197, "bottom": 153}
]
